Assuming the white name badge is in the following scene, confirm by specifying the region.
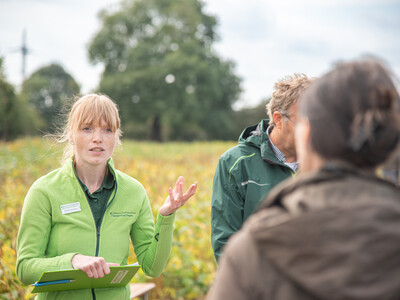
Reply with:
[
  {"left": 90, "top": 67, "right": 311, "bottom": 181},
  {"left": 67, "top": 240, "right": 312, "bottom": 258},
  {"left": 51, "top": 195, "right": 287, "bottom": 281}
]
[{"left": 60, "top": 202, "right": 81, "bottom": 215}]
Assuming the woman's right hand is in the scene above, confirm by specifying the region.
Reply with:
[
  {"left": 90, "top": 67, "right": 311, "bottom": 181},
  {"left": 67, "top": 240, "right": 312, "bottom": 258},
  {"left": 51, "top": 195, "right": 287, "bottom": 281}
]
[{"left": 71, "top": 254, "right": 120, "bottom": 278}]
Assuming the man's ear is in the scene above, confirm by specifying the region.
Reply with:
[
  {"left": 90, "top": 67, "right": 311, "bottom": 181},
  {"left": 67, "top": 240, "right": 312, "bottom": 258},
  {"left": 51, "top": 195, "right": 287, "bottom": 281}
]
[{"left": 273, "top": 111, "right": 283, "bottom": 129}]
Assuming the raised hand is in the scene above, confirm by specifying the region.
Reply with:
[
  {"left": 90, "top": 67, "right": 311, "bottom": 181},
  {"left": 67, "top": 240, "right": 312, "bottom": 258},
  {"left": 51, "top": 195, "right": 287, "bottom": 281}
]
[{"left": 159, "top": 176, "right": 198, "bottom": 216}]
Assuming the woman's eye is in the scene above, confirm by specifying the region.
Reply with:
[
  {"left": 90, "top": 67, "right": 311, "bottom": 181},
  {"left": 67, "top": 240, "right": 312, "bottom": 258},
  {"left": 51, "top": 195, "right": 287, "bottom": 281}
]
[
  {"left": 106, "top": 128, "right": 112, "bottom": 133},
  {"left": 82, "top": 127, "right": 91, "bottom": 131}
]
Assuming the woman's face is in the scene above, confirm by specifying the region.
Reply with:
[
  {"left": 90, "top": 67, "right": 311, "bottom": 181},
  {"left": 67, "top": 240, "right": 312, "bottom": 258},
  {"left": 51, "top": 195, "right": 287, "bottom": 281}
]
[{"left": 72, "top": 118, "right": 117, "bottom": 169}]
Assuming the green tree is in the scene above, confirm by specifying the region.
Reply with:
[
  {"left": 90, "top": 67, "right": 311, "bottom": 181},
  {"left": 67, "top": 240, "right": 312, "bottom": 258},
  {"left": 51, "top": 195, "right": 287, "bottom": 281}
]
[
  {"left": 21, "top": 63, "right": 80, "bottom": 132},
  {"left": 88, "top": 0, "right": 241, "bottom": 141},
  {"left": 0, "top": 57, "right": 41, "bottom": 140}
]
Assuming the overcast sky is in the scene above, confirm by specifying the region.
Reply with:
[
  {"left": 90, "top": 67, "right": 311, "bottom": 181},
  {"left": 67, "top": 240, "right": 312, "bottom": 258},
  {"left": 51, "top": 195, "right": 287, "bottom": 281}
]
[{"left": 1, "top": 0, "right": 399, "bottom": 109}]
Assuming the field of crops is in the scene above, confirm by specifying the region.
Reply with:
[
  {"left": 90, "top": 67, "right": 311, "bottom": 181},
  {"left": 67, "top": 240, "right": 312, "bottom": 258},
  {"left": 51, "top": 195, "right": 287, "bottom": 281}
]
[{"left": 0, "top": 138, "right": 235, "bottom": 300}]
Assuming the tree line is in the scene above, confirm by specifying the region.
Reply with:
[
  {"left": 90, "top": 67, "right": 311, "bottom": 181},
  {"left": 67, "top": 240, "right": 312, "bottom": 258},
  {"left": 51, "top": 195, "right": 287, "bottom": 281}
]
[{"left": 0, "top": 0, "right": 269, "bottom": 142}]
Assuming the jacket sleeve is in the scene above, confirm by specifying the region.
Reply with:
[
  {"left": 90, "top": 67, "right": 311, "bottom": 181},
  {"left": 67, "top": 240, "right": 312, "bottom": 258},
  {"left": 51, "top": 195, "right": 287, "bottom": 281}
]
[
  {"left": 130, "top": 192, "right": 175, "bottom": 277},
  {"left": 16, "top": 184, "right": 77, "bottom": 284},
  {"left": 211, "top": 155, "right": 244, "bottom": 263}
]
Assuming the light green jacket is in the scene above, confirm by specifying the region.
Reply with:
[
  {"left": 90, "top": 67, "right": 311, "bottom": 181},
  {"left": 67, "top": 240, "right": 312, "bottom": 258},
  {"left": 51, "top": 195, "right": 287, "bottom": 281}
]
[{"left": 16, "top": 158, "right": 175, "bottom": 300}]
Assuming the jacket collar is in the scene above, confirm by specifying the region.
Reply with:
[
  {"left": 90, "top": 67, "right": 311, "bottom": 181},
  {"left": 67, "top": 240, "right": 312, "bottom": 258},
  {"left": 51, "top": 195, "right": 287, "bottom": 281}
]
[
  {"left": 61, "top": 157, "right": 117, "bottom": 180},
  {"left": 239, "top": 119, "right": 285, "bottom": 165}
]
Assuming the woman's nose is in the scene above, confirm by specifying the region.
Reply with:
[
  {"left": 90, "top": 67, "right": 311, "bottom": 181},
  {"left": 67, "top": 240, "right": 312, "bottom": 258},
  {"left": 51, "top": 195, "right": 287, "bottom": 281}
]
[{"left": 92, "top": 128, "right": 103, "bottom": 142}]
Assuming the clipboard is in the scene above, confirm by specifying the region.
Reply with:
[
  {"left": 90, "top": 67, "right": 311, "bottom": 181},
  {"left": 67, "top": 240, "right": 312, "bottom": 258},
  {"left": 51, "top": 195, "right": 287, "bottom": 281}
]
[{"left": 32, "top": 264, "right": 141, "bottom": 293}]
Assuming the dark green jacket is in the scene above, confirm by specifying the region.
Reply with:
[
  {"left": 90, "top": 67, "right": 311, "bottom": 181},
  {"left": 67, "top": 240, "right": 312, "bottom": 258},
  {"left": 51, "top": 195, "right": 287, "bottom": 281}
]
[{"left": 211, "top": 119, "right": 294, "bottom": 262}]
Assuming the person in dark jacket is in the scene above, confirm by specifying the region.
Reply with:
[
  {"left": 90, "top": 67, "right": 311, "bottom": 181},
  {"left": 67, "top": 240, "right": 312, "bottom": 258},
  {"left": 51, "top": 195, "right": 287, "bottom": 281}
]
[
  {"left": 211, "top": 74, "right": 315, "bottom": 262},
  {"left": 207, "top": 58, "right": 400, "bottom": 299}
]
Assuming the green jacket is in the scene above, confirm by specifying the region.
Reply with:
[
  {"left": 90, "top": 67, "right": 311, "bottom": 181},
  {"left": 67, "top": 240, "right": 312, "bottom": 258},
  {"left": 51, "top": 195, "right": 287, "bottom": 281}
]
[
  {"left": 16, "top": 158, "right": 175, "bottom": 300},
  {"left": 211, "top": 119, "right": 294, "bottom": 262}
]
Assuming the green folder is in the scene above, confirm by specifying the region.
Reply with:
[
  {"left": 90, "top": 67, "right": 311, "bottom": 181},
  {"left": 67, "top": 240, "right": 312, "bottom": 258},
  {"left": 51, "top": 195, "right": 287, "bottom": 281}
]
[{"left": 32, "top": 264, "right": 141, "bottom": 293}]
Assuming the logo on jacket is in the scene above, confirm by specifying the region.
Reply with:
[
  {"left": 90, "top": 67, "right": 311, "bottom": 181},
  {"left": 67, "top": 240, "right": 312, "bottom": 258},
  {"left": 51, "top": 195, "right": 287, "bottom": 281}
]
[{"left": 110, "top": 211, "right": 136, "bottom": 217}]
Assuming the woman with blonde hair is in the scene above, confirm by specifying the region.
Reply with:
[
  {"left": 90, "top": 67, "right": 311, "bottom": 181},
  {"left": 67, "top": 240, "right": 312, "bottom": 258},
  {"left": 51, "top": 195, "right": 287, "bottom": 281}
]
[
  {"left": 208, "top": 58, "right": 400, "bottom": 299},
  {"left": 16, "top": 94, "right": 197, "bottom": 300}
]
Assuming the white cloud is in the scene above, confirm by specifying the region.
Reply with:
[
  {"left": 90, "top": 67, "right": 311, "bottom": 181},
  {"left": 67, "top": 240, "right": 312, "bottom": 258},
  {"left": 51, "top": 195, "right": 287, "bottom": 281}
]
[
  {"left": 206, "top": 0, "right": 400, "bottom": 108},
  {"left": 0, "top": 0, "right": 399, "bottom": 109}
]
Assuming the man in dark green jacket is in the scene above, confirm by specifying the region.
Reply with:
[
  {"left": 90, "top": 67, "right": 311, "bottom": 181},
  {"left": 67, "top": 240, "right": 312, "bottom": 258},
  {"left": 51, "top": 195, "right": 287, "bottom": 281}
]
[{"left": 211, "top": 74, "right": 315, "bottom": 262}]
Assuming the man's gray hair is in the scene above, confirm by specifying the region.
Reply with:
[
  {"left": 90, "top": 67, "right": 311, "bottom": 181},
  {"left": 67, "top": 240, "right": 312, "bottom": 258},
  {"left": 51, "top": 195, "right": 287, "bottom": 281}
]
[{"left": 266, "top": 73, "right": 315, "bottom": 125}]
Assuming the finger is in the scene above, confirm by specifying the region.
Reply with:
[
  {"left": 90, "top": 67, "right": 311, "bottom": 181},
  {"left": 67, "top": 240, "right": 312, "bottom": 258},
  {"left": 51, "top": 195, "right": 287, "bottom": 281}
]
[
  {"left": 83, "top": 265, "right": 94, "bottom": 278},
  {"left": 173, "top": 182, "right": 183, "bottom": 206},
  {"left": 97, "top": 257, "right": 108, "bottom": 278},
  {"left": 172, "top": 178, "right": 180, "bottom": 193},
  {"left": 97, "top": 266, "right": 105, "bottom": 278},
  {"left": 182, "top": 182, "right": 198, "bottom": 200},
  {"left": 105, "top": 263, "right": 120, "bottom": 274},
  {"left": 190, "top": 183, "right": 198, "bottom": 195},
  {"left": 173, "top": 177, "right": 182, "bottom": 192},
  {"left": 188, "top": 182, "right": 198, "bottom": 194},
  {"left": 91, "top": 264, "right": 100, "bottom": 279},
  {"left": 178, "top": 181, "right": 184, "bottom": 199},
  {"left": 102, "top": 264, "right": 110, "bottom": 276},
  {"left": 168, "top": 187, "right": 174, "bottom": 201},
  {"left": 176, "top": 176, "right": 184, "bottom": 185}
]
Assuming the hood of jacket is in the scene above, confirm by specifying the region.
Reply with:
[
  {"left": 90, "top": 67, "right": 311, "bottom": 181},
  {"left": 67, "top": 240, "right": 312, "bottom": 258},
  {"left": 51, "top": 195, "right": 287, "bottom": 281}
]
[
  {"left": 244, "top": 163, "right": 400, "bottom": 299},
  {"left": 238, "top": 119, "right": 280, "bottom": 164}
]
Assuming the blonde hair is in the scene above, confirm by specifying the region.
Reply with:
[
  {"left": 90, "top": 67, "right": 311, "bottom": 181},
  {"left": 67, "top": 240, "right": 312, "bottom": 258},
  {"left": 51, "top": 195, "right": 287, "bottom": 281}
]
[
  {"left": 57, "top": 94, "right": 122, "bottom": 162},
  {"left": 267, "top": 73, "right": 315, "bottom": 125}
]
